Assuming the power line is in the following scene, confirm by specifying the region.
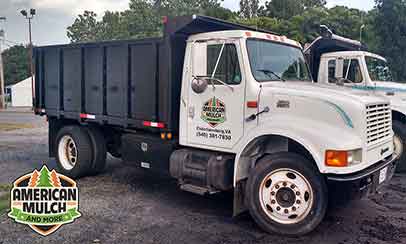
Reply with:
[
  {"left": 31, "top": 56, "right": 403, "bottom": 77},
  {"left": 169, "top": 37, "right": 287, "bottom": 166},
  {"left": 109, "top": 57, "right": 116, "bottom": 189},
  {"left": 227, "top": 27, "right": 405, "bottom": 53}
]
[
  {"left": 3, "top": 39, "right": 23, "bottom": 45},
  {"left": 2, "top": 42, "right": 14, "bottom": 48}
]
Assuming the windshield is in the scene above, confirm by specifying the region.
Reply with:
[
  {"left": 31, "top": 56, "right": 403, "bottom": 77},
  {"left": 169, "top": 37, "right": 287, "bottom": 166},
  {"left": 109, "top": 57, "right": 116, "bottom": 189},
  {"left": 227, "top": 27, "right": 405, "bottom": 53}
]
[
  {"left": 246, "top": 39, "right": 311, "bottom": 82},
  {"left": 365, "top": 56, "right": 393, "bottom": 82}
]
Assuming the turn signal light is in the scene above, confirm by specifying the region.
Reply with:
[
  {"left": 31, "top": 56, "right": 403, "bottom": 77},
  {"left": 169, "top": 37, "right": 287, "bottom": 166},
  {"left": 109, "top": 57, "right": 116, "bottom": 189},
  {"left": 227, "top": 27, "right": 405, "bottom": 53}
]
[
  {"left": 247, "top": 101, "right": 258, "bottom": 108},
  {"left": 325, "top": 150, "right": 348, "bottom": 167}
]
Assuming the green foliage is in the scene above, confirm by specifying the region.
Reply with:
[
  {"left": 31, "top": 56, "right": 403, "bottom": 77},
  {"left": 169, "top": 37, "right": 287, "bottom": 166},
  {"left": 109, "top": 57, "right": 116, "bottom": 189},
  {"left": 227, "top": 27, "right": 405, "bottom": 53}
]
[
  {"left": 240, "top": 0, "right": 260, "bottom": 18},
  {"left": 60, "top": 0, "right": 405, "bottom": 82},
  {"left": 67, "top": 11, "right": 100, "bottom": 43},
  {"left": 155, "top": 0, "right": 223, "bottom": 16},
  {"left": 373, "top": 0, "right": 406, "bottom": 80},
  {"left": 259, "top": 0, "right": 306, "bottom": 20},
  {"left": 0, "top": 184, "right": 11, "bottom": 215},
  {"left": 66, "top": 0, "right": 230, "bottom": 43},
  {"left": 2, "top": 45, "right": 30, "bottom": 86}
]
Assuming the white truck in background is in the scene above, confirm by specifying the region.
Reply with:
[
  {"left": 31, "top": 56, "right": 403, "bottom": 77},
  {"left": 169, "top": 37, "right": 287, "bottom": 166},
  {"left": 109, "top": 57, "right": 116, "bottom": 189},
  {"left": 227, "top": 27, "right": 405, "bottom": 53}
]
[{"left": 305, "top": 26, "right": 406, "bottom": 172}]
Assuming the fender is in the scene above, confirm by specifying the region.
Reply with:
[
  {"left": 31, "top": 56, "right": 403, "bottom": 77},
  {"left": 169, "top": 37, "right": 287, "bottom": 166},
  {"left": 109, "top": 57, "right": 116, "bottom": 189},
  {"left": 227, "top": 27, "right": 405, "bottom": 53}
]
[
  {"left": 232, "top": 117, "right": 363, "bottom": 186},
  {"left": 392, "top": 107, "right": 406, "bottom": 123}
]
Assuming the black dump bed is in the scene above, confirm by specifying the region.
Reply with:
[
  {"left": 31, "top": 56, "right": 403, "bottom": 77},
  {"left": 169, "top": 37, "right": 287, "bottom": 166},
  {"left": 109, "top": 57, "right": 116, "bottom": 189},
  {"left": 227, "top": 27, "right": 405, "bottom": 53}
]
[
  {"left": 34, "top": 15, "right": 271, "bottom": 132},
  {"left": 304, "top": 30, "right": 367, "bottom": 82}
]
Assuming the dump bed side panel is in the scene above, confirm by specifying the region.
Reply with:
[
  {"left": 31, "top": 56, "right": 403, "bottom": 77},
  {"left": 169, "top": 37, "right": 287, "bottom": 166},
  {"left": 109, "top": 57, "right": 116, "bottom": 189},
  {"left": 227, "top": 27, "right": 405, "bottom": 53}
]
[
  {"left": 34, "top": 38, "right": 176, "bottom": 131},
  {"left": 131, "top": 43, "right": 158, "bottom": 121},
  {"left": 63, "top": 48, "right": 82, "bottom": 112},
  {"left": 84, "top": 47, "right": 104, "bottom": 115},
  {"left": 43, "top": 48, "right": 60, "bottom": 111},
  {"left": 106, "top": 45, "right": 128, "bottom": 118}
]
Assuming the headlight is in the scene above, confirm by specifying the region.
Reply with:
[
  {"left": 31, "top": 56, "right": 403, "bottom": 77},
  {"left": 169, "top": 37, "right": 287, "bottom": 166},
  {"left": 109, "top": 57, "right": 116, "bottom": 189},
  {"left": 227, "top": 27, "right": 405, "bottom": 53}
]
[{"left": 325, "top": 149, "right": 362, "bottom": 167}]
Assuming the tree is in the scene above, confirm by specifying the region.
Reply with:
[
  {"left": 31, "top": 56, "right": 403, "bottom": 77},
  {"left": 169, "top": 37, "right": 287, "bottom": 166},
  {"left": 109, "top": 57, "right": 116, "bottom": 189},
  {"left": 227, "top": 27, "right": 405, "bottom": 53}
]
[
  {"left": 37, "top": 166, "right": 53, "bottom": 188},
  {"left": 122, "top": 0, "right": 161, "bottom": 39},
  {"left": 373, "top": 0, "right": 406, "bottom": 80},
  {"left": 302, "top": 0, "right": 326, "bottom": 8},
  {"left": 2, "top": 45, "right": 30, "bottom": 86},
  {"left": 154, "top": 0, "right": 224, "bottom": 16},
  {"left": 240, "top": 0, "right": 260, "bottom": 18},
  {"left": 259, "top": 0, "right": 305, "bottom": 20},
  {"left": 67, "top": 11, "right": 101, "bottom": 43},
  {"left": 204, "top": 6, "right": 236, "bottom": 20},
  {"left": 67, "top": 0, "right": 229, "bottom": 43}
]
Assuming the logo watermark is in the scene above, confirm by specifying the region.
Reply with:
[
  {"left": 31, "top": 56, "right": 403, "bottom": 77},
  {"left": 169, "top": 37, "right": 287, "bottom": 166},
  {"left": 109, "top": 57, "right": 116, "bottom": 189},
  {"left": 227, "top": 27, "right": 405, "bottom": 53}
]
[{"left": 8, "top": 165, "right": 81, "bottom": 236}]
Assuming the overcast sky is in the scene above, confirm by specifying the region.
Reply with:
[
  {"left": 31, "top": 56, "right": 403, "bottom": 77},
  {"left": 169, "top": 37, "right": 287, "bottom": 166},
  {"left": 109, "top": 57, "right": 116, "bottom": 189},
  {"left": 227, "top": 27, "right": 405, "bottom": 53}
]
[{"left": 0, "top": 0, "right": 375, "bottom": 48}]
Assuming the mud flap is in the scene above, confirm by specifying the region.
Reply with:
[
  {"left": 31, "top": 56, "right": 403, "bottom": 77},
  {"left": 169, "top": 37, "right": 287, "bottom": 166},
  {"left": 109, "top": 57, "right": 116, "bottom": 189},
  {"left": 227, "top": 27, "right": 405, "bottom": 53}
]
[{"left": 233, "top": 180, "right": 248, "bottom": 217}]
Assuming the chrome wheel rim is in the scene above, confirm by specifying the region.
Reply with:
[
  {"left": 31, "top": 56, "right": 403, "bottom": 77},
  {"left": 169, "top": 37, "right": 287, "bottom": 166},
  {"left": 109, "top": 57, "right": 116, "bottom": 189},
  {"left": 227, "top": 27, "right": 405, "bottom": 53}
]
[
  {"left": 394, "top": 133, "right": 403, "bottom": 159},
  {"left": 259, "top": 168, "right": 314, "bottom": 224},
  {"left": 58, "top": 135, "right": 78, "bottom": 170}
]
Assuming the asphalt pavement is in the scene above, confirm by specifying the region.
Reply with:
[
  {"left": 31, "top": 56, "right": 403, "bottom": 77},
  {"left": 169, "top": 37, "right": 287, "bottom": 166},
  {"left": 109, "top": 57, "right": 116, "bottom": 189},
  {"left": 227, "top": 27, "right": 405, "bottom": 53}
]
[{"left": 0, "top": 112, "right": 405, "bottom": 244}]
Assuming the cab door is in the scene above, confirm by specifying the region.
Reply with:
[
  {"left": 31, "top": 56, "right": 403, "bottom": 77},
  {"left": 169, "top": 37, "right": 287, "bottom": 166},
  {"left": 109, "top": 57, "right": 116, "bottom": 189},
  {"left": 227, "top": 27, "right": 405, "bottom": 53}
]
[
  {"left": 328, "top": 57, "right": 366, "bottom": 87},
  {"left": 186, "top": 39, "right": 245, "bottom": 151}
]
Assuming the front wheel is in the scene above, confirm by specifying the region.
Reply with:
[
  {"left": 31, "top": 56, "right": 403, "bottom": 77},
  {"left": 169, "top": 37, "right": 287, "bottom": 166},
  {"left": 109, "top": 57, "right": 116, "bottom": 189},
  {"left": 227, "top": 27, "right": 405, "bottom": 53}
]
[
  {"left": 393, "top": 120, "right": 406, "bottom": 173},
  {"left": 245, "top": 152, "right": 328, "bottom": 236}
]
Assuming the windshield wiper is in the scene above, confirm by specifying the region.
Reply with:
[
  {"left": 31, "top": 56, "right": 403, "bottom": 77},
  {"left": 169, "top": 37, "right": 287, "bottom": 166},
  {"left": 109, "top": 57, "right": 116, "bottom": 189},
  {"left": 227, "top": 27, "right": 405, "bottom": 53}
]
[{"left": 257, "top": 69, "right": 286, "bottom": 82}]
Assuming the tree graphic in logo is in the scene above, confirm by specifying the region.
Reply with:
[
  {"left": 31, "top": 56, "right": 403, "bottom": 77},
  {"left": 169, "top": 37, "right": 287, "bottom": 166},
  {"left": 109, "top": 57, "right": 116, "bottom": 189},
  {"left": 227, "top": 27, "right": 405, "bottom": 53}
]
[{"left": 37, "top": 166, "right": 54, "bottom": 187}]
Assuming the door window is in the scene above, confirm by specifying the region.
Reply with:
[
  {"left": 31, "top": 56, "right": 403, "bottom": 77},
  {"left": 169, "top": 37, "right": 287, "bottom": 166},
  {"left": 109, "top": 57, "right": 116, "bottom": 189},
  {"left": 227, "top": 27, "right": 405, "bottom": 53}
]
[
  {"left": 328, "top": 59, "right": 337, "bottom": 83},
  {"left": 343, "top": 59, "right": 363, "bottom": 83},
  {"left": 207, "top": 44, "right": 241, "bottom": 85},
  {"left": 328, "top": 58, "right": 363, "bottom": 83}
]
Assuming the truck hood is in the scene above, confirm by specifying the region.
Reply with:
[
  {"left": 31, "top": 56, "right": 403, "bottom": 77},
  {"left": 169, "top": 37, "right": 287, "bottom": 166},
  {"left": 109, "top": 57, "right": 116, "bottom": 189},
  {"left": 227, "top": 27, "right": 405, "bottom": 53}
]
[
  {"left": 373, "top": 81, "right": 406, "bottom": 92},
  {"left": 371, "top": 82, "right": 406, "bottom": 110},
  {"left": 261, "top": 81, "right": 387, "bottom": 104}
]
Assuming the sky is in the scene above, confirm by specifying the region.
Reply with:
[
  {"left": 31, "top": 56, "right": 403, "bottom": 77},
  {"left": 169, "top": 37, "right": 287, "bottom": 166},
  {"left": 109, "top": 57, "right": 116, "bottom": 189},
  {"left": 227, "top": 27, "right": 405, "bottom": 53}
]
[{"left": 0, "top": 0, "right": 375, "bottom": 48}]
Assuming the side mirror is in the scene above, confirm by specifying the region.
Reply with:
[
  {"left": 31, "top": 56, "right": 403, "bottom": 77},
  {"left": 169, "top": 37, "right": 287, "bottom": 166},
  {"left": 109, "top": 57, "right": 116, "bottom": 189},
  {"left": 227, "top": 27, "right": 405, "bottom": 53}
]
[
  {"left": 191, "top": 77, "right": 208, "bottom": 94},
  {"left": 336, "top": 78, "right": 352, "bottom": 86},
  {"left": 336, "top": 78, "right": 345, "bottom": 86}
]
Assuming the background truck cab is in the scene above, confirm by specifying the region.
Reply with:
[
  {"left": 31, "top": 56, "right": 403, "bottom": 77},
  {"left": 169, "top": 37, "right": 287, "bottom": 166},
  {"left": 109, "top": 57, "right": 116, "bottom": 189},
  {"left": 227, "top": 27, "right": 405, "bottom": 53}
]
[
  {"left": 304, "top": 26, "right": 406, "bottom": 172},
  {"left": 34, "top": 16, "right": 396, "bottom": 236}
]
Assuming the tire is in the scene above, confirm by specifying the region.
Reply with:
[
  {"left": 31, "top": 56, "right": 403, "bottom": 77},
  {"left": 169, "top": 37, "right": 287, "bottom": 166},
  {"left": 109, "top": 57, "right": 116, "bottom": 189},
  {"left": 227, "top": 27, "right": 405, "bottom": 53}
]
[
  {"left": 55, "top": 125, "right": 93, "bottom": 179},
  {"left": 393, "top": 120, "right": 406, "bottom": 173},
  {"left": 84, "top": 126, "right": 107, "bottom": 174},
  {"left": 245, "top": 152, "right": 328, "bottom": 236}
]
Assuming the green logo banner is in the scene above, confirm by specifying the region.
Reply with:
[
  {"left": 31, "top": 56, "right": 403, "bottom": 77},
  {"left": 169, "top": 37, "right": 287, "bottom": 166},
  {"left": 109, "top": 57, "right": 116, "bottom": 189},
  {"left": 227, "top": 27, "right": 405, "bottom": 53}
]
[{"left": 9, "top": 208, "right": 80, "bottom": 225}]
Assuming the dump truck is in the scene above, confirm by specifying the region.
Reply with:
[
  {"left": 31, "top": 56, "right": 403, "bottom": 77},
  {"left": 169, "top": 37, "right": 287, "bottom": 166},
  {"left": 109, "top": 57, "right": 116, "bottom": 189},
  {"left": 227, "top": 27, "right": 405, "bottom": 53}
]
[
  {"left": 34, "top": 16, "right": 397, "bottom": 235},
  {"left": 305, "top": 25, "right": 406, "bottom": 173}
]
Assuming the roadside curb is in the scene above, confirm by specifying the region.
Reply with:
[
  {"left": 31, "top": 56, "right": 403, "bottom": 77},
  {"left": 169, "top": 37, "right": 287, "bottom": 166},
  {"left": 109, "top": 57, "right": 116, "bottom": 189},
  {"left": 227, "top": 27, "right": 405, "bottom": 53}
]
[{"left": 0, "top": 109, "right": 34, "bottom": 114}]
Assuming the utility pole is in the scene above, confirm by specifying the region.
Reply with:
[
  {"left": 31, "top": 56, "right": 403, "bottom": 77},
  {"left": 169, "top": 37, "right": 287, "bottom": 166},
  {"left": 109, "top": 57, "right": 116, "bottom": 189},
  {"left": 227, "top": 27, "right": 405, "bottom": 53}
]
[
  {"left": 0, "top": 17, "right": 6, "bottom": 110},
  {"left": 21, "top": 9, "right": 36, "bottom": 108}
]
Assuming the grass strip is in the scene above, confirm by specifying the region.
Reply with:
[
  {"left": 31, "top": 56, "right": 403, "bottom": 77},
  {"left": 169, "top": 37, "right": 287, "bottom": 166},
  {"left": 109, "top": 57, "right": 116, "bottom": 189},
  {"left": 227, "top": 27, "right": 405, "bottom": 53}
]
[{"left": 0, "top": 123, "right": 34, "bottom": 131}]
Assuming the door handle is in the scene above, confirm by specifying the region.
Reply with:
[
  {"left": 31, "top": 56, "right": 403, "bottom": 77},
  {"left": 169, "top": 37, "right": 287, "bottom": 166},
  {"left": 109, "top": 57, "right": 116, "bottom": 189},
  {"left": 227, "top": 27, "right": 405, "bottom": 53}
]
[{"left": 246, "top": 106, "right": 270, "bottom": 122}]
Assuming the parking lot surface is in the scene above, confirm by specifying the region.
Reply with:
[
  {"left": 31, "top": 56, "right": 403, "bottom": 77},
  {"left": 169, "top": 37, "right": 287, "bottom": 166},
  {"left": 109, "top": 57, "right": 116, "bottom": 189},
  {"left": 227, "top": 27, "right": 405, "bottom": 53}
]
[{"left": 0, "top": 112, "right": 405, "bottom": 244}]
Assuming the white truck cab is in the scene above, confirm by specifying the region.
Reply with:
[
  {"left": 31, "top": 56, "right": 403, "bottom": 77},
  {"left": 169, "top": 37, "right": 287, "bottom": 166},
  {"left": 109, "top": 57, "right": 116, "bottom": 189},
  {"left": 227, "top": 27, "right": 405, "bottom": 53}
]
[
  {"left": 178, "top": 27, "right": 395, "bottom": 234},
  {"left": 305, "top": 26, "right": 406, "bottom": 172}
]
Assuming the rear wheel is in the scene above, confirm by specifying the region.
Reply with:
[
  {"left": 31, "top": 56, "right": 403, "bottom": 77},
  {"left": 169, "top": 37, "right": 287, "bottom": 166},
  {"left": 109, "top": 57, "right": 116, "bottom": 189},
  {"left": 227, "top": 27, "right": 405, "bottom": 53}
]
[
  {"left": 56, "top": 125, "right": 93, "bottom": 179},
  {"left": 393, "top": 120, "right": 406, "bottom": 173},
  {"left": 246, "top": 152, "right": 327, "bottom": 236}
]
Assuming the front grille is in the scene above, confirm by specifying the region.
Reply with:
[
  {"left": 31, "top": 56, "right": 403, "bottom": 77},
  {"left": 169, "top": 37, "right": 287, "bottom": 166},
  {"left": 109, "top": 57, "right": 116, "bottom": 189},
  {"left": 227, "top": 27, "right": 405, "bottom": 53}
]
[{"left": 366, "top": 103, "right": 392, "bottom": 145}]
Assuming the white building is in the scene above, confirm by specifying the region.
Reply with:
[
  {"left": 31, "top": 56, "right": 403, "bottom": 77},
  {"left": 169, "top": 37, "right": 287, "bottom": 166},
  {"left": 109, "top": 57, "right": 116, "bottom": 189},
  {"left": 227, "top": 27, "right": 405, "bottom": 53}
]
[{"left": 6, "top": 76, "right": 33, "bottom": 107}]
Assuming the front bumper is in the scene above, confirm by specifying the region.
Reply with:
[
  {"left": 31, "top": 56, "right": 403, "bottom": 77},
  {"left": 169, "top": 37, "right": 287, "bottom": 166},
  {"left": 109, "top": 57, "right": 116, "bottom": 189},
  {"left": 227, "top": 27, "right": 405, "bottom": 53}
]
[{"left": 325, "top": 154, "right": 397, "bottom": 199}]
